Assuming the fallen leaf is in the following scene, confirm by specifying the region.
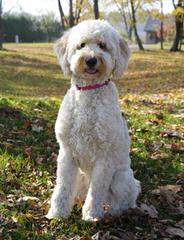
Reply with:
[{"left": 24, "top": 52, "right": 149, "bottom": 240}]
[
  {"left": 173, "top": 113, "right": 184, "bottom": 119},
  {"left": 158, "top": 184, "right": 182, "bottom": 194},
  {"left": 17, "top": 196, "right": 40, "bottom": 206},
  {"left": 146, "top": 141, "right": 163, "bottom": 152},
  {"left": 31, "top": 124, "right": 43, "bottom": 132},
  {"left": 92, "top": 231, "right": 110, "bottom": 240},
  {"left": 24, "top": 212, "right": 34, "bottom": 219},
  {"left": 159, "top": 219, "right": 175, "bottom": 224},
  {"left": 12, "top": 215, "right": 19, "bottom": 223},
  {"left": 160, "top": 130, "right": 183, "bottom": 139},
  {"left": 48, "top": 152, "right": 58, "bottom": 161},
  {"left": 146, "top": 119, "right": 160, "bottom": 125},
  {"left": 24, "top": 147, "right": 32, "bottom": 158},
  {"left": 57, "top": 237, "right": 69, "bottom": 240},
  {"left": 0, "top": 191, "right": 6, "bottom": 202},
  {"left": 36, "top": 156, "right": 44, "bottom": 164},
  {"left": 152, "top": 185, "right": 184, "bottom": 215},
  {"left": 171, "top": 142, "right": 184, "bottom": 153},
  {"left": 175, "top": 220, "right": 184, "bottom": 231},
  {"left": 166, "top": 227, "right": 184, "bottom": 238},
  {"left": 139, "top": 203, "right": 158, "bottom": 218}
]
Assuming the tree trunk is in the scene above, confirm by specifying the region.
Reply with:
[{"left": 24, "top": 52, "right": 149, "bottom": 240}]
[
  {"left": 122, "top": 12, "right": 129, "bottom": 38},
  {"left": 128, "top": 25, "right": 133, "bottom": 41},
  {"left": 130, "top": 0, "right": 144, "bottom": 50},
  {"left": 74, "top": 0, "right": 84, "bottom": 25},
  {"left": 75, "top": 7, "right": 81, "bottom": 25},
  {"left": 58, "top": 0, "right": 65, "bottom": 31},
  {"left": 0, "top": 0, "right": 3, "bottom": 50},
  {"left": 170, "top": 20, "right": 183, "bottom": 51},
  {"left": 170, "top": 1, "right": 184, "bottom": 51},
  {"left": 69, "top": 0, "right": 74, "bottom": 28},
  {"left": 93, "top": 0, "right": 99, "bottom": 19},
  {"left": 160, "top": 21, "right": 164, "bottom": 49},
  {"left": 113, "top": 0, "right": 129, "bottom": 37}
]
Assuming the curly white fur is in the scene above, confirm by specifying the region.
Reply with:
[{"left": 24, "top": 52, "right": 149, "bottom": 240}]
[{"left": 47, "top": 19, "right": 141, "bottom": 221}]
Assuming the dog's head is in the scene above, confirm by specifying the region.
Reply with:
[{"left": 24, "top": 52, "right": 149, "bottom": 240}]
[{"left": 55, "top": 20, "right": 130, "bottom": 80}]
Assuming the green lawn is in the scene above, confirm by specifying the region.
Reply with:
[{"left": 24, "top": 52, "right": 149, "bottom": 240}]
[{"left": 0, "top": 43, "right": 184, "bottom": 240}]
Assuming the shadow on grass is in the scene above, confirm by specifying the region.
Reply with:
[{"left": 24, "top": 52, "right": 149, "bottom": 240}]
[
  {"left": 0, "top": 53, "right": 59, "bottom": 70},
  {"left": 131, "top": 152, "right": 181, "bottom": 196},
  {"left": 0, "top": 68, "right": 69, "bottom": 96},
  {"left": 0, "top": 48, "right": 17, "bottom": 52},
  {"left": 0, "top": 65, "right": 69, "bottom": 97},
  {"left": 0, "top": 48, "right": 70, "bottom": 97},
  {"left": 0, "top": 99, "right": 59, "bottom": 173},
  {"left": 0, "top": 98, "right": 180, "bottom": 189}
]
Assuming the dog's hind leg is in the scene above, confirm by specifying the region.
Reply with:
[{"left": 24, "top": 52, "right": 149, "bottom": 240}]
[
  {"left": 108, "top": 168, "right": 141, "bottom": 215},
  {"left": 46, "top": 148, "right": 78, "bottom": 219}
]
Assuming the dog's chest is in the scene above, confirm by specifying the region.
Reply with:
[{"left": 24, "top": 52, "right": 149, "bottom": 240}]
[
  {"left": 56, "top": 87, "right": 120, "bottom": 171},
  {"left": 70, "top": 98, "right": 107, "bottom": 167}
]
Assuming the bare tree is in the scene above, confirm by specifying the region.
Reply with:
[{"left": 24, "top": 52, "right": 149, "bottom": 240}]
[
  {"left": 58, "top": 0, "right": 66, "bottom": 31},
  {"left": 93, "top": 0, "right": 99, "bottom": 19},
  {"left": 58, "top": 0, "right": 92, "bottom": 29},
  {"left": 0, "top": 0, "right": 3, "bottom": 50},
  {"left": 130, "top": 0, "right": 144, "bottom": 50},
  {"left": 74, "top": 0, "right": 84, "bottom": 25},
  {"left": 170, "top": 0, "right": 184, "bottom": 51},
  {"left": 69, "top": 0, "right": 74, "bottom": 27},
  {"left": 113, "top": 0, "right": 130, "bottom": 38}
]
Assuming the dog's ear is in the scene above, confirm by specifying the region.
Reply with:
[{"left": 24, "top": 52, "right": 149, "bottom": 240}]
[
  {"left": 54, "top": 31, "right": 71, "bottom": 76},
  {"left": 113, "top": 38, "right": 130, "bottom": 78}
]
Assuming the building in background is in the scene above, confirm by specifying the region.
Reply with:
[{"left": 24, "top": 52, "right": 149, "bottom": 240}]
[{"left": 144, "top": 16, "right": 161, "bottom": 44}]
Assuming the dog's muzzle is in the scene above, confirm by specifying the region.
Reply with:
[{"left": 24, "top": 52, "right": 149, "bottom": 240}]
[{"left": 85, "top": 57, "right": 97, "bottom": 68}]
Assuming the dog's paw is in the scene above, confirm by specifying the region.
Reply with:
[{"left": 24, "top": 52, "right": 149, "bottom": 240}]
[
  {"left": 82, "top": 205, "right": 104, "bottom": 222},
  {"left": 82, "top": 214, "right": 100, "bottom": 222},
  {"left": 46, "top": 207, "right": 70, "bottom": 219},
  {"left": 82, "top": 209, "right": 105, "bottom": 222},
  {"left": 46, "top": 209, "right": 56, "bottom": 219}
]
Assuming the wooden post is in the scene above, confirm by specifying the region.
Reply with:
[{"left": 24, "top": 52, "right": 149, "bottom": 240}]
[{"left": 160, "top": 0, "right": 164, "bottom": 50}]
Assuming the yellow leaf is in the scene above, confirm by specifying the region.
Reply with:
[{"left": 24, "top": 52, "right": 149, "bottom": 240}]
[
  {"left": 25, "top": 212, "right": 34, "bottom": 219},
  {"left": 12, "top": 215, "right": 18, "bottom": 223}
]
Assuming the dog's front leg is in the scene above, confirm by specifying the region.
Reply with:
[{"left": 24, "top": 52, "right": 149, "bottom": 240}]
[
  {"left": 82, "top": 161, "right": 113, "bottom": 221},
  {"left": 47, "top": 149, "right": 78, "bottom": 219}
]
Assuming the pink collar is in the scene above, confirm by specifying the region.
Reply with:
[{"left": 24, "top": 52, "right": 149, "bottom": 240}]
[{"left": 76, "top": 79, "right": 110, "bottom": 91}]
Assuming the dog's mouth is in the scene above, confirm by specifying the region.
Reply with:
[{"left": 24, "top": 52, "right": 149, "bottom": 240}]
[{"left": 85, "top": 68, "right": 98, "bottom": 75}]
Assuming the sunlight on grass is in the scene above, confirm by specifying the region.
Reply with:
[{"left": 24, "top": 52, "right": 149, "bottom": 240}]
[
  {"left": 0, "top": 43, "right": 184, "bottom": 239},
  {"left": 0, "top": 150, "right": 9, "bottom": 169}
]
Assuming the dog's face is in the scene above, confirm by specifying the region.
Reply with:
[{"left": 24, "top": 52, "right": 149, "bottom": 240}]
[
  {"left": 69, "top": 39, "right": 113, "bottom": 80},
  {"left": 55, "top": 20, "right": 130, "bottom": 80}
]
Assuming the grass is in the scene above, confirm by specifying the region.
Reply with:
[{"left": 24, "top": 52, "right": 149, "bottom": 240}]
[{"left": 0, "top": 43, "right": 184, "bottom": 240}]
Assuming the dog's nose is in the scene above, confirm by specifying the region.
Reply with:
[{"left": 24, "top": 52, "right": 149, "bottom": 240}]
[{"left": 85, "top": 57, "right": 97, "bottom": 67}]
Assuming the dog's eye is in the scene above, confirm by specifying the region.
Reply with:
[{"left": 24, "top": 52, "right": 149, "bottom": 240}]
[
  {"left": 98, "top": 42, "right": 107, "bottom": 50},
  {"left": 78, "top": 42, "right": 86, "bottom": 49}
]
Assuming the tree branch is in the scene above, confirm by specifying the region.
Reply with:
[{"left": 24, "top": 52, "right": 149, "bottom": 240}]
[{"left": 172, "top": 0, "right": 176, "bottom": 9}]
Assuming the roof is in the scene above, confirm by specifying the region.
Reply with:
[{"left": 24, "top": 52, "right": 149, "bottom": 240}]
[{"left": 144, "top": 16, "right": 160, "bottom": 32}]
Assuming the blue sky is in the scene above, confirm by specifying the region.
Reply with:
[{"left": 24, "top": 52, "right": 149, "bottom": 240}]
[{"left": 3, "top": 0, "right": 174, "bottom": 16}]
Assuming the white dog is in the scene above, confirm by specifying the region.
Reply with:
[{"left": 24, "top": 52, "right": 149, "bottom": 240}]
[{"left": 47, "top": 19, "right": 141, "bottom": 221}]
